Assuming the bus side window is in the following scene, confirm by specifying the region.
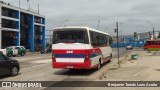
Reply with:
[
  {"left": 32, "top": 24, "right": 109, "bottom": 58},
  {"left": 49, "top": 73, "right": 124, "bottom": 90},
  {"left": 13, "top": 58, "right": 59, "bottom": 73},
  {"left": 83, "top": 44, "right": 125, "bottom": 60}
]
[
  {"left": 152, "top": 41, "right": 155, "bottom": 45},
  {"left": 90, "top": 31, "right": 97, "bottom": 47},
  {"left": 156, "top": 41, "right": 160, "bottom": 45},
  {"left": 102, "top": 34, "right": 106, "bottom": 46},
  {"left": 150, "top": 42, "right": 152, "bottom": 45},
  {"left": 96, "top": 33, "right": 100, "bottom": 46},
  {"left": 144, "top": 41, "right": 149, "bottom": 46},
  {"left": 148, "top": 42, "right": 151, "bottom": 45},
  {"left": 155, "top": 41, "right": 158, "bottom": 45},
  {"left": 105, "top": 35, "right": 109, "bottom": 46}
]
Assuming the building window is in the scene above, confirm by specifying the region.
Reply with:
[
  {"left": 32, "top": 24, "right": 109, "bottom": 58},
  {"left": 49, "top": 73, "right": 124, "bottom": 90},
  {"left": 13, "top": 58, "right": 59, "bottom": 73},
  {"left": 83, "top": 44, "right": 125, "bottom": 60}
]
[
  {"left": 2, "top": 7, "right": 17, "bottom": 18},
  {"left": 34, "top": 16, "right": 42, "bottom": 24},
  {"left": 2, "top": 19, "right": 17, "bottom": 29}
]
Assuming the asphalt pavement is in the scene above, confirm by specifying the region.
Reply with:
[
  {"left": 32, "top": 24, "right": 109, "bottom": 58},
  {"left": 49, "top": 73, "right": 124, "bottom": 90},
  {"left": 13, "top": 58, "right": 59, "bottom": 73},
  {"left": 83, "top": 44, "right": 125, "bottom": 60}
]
[{"left": 0, "top": 48, "right": 131, "bottom": 90}]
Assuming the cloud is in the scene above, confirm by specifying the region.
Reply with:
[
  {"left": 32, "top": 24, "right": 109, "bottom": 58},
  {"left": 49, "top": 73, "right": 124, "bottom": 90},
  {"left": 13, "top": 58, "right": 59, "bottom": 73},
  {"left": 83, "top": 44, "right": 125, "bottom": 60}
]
[{"left": 3, "top": 0, "right": 160, "bottom": 35}]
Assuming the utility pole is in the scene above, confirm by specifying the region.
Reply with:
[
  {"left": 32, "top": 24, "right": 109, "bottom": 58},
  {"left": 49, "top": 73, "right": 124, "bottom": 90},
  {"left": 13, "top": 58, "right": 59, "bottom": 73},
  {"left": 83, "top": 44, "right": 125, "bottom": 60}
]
[
  {"left": 117, "top": 22, "right": 120, "bottom": 68},
  {"left": 115, "top": 22, "right": 120, "bottom": 68}
]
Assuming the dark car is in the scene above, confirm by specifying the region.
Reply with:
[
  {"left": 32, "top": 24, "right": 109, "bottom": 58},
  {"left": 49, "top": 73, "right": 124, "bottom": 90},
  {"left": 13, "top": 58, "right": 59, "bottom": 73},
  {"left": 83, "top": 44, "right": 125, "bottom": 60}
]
[
  {"left": 40, "top": 46, "right": 52, "bottom": 54},
  {"left": 0, "top": 52, "right": 20, "bottom": 76}
]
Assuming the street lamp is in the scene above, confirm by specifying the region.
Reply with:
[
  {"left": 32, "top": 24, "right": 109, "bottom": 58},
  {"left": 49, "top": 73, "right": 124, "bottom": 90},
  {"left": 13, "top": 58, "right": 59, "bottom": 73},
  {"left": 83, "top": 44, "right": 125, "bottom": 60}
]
[
  {"left": 146, "top": 21, "right": 155, "bottom": 39},
  {"left": 97, "top": 20, "right": 100, "bottom": 30},
  {"left": 60, "top": 20, "right": 69, "bottom": 27}
]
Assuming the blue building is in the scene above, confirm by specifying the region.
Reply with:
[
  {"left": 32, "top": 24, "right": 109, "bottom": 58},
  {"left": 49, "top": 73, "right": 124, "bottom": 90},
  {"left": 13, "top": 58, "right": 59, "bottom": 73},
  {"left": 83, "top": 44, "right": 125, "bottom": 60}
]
[{"left": 0, "top": 1, "right": 45, "bottom": 52}]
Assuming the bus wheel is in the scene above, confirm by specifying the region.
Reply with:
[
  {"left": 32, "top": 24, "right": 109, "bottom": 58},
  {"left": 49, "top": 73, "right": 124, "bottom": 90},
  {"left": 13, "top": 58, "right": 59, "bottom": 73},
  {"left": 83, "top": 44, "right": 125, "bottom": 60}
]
[
  {"left": 96, "top": 60, "right": 101, "bottom": 70},
  {"left": 110, "top": 54, "right": 112, "bottom": 58},
  {"left": 108, "top": 54, "right": 112, "bottom": 63},
  {"left": 147, "top": 49, "right": 150, "bottom": 53}
]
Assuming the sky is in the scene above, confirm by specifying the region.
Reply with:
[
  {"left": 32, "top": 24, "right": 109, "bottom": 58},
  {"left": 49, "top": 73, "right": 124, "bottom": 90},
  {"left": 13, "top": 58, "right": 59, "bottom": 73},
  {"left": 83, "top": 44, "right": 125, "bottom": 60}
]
[{"left": 3, "top": 0, "right": 160, "bottom": 36}]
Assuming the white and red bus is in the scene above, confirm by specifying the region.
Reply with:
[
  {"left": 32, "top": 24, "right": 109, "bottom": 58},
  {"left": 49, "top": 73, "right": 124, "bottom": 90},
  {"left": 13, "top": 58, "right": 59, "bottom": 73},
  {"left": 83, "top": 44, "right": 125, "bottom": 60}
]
[
  {"left": 52, "top": 26, "right": 113, "bottom": 69},
  {"left": 144, "top": 40, "right": 160, "bottom": 51}
]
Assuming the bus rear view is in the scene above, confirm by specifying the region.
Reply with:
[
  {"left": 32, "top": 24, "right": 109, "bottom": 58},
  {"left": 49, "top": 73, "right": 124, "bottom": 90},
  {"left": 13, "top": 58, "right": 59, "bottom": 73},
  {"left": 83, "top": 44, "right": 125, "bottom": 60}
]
[
  {"left": 52, "top": 26, "right": 112, "bottom": 70},
  {"left": 52, "top": 27, "right": 90, "bottom": 69}
]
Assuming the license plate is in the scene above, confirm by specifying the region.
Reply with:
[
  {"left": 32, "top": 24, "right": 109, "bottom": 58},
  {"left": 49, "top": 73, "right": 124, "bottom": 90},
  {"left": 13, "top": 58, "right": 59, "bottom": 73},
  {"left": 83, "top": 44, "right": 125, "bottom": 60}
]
[{"left": 67, "top": 66, "right": 73, "bottom": 68}]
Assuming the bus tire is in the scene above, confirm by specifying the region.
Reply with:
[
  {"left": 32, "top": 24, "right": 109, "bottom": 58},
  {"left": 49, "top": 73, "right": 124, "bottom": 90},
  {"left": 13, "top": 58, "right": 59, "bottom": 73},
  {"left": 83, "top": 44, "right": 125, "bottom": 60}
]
[
  {"left": 110, "top": 54, "right": 112, "bottom": 58},
  {"left": 108, "top": 54, "right": 112, "bottom": 63},
  {"left": 96, "top": 59, "right": 101, "bottom": 70}
]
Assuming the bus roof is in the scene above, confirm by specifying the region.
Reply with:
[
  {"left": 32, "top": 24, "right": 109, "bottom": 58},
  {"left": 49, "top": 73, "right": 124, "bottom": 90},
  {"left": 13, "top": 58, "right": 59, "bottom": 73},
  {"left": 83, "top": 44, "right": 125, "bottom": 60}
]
[
  {"left": 147, "top": 39, "right": 160, "bottom": 42},
  {"left": 54, "top": 26, "right": 110, "bottom": 35}
]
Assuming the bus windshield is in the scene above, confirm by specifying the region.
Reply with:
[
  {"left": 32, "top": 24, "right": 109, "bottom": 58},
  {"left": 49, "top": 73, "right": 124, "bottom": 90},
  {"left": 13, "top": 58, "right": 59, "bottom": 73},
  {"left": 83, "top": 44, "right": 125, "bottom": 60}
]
[{"left": 53, "top": 29, "right": 89, "bottom": 44}]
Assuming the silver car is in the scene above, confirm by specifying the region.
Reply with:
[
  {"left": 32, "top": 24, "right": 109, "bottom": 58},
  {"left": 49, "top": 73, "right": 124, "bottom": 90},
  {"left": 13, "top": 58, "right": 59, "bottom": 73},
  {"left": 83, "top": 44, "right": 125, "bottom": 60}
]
[{"left": 126, "top": 45, "right": 133, "bottom": 50}]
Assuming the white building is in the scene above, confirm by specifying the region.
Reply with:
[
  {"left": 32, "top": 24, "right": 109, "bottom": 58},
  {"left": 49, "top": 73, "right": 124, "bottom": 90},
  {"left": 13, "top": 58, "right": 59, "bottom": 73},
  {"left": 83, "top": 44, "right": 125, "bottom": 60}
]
[
  {"left": 0, "top": 1, "right": 45, "bottom": 52},
  {"left": 138, "top": 31, "right": 160, "bottom": 40}
]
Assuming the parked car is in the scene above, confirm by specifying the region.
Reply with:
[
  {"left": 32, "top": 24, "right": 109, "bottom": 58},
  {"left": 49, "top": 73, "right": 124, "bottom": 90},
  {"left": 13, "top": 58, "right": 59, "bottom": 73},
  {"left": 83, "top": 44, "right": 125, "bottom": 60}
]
[
  {"left": 6, "top": 46, "right": 26, "bottom": 57},
  {"left": 40, "top": 46, "right": 52, "bottom": 54},
  {"left": 126, "top": 45, "right": 133, "bottom": 50},
  {"left": 15, "top": 46, "right": 26, "bottom": 56},
  {"left": 0, "top": 49, "right": 7, "bottom": 55},
  {"left": 6, "top": 47, "right": 17, "bottom": 57},
  {"left": 0, "top": 52, "right": 20, "bottom": 76},
  {"left": 0, "top": 51, "right": 3, "bottom": 54}
]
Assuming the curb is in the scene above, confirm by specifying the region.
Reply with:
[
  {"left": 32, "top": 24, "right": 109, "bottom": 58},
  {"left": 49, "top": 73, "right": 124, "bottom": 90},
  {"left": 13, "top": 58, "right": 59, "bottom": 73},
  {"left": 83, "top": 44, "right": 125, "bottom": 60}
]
[{"left": 98, "top": 51, "right": 133, "bottom": 80}]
